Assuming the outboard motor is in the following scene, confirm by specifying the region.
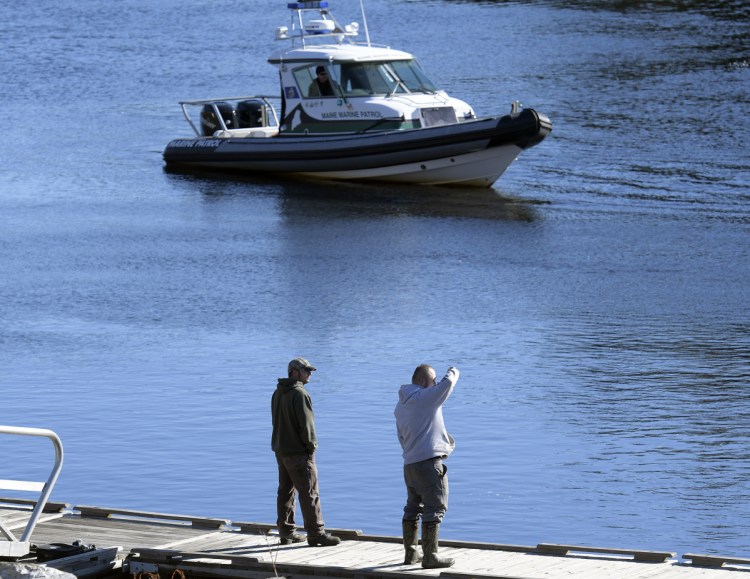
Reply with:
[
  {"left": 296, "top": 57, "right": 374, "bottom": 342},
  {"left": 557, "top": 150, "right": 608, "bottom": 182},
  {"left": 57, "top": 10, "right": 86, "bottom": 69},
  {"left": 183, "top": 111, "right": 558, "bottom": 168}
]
[
  {"left": 236, "top": 100, "right": 266, "bottom": 128},
  {"left": 200, "top": 102, "right": 237, "bottom": 136}
]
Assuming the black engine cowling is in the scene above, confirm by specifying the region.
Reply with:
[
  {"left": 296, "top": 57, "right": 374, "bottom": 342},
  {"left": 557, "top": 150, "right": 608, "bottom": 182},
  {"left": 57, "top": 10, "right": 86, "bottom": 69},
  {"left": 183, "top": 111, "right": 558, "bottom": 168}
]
[{"left": 200, "top": 102, "right": 237, "bottom": 136}]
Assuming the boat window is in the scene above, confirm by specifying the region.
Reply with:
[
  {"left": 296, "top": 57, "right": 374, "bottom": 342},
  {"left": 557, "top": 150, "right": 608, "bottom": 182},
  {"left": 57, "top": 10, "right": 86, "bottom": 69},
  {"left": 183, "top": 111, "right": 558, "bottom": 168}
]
[
  {"left": 293, "top": 65, "right": 339, "bottom": 98},
  {"left": 389, "top": 60, "right": 438, "bottom": 93},
  {"left": 335, "top": 60, "right": 438, "bottom": 96},
  {"left": 337, "top": 63, "right": 381, "bottom": 95}
]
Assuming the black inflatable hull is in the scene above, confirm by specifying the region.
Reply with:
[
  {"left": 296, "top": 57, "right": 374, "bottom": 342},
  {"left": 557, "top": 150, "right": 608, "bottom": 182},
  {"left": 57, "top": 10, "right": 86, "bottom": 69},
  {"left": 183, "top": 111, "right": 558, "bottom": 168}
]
[{"left": 163, "top": 109, "right": 551, "bottom": 188}]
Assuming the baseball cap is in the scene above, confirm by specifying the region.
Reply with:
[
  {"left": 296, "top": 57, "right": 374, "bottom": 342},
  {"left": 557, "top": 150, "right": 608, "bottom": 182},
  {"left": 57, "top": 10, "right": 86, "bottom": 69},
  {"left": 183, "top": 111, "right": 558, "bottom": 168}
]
[{"left": 288, "top": 357, "right": 317, "bottom": 373}]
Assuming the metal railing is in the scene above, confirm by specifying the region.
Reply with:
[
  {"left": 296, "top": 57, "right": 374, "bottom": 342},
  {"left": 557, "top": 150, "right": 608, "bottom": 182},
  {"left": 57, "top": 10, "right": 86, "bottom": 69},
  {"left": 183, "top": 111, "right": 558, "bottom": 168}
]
[
  {"left": 178, "top": 96, "right": 281, "bottom": 137},
  {"left": 0, "top": 425, "right": 64, "bottom": 558}
]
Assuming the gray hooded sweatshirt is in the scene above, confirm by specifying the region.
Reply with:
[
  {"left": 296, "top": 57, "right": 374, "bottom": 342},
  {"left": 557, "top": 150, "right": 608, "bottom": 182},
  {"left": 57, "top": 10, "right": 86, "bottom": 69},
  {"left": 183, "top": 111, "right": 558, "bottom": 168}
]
[{"left": 394, "top": 367, "right": 459, "bottom": 465}]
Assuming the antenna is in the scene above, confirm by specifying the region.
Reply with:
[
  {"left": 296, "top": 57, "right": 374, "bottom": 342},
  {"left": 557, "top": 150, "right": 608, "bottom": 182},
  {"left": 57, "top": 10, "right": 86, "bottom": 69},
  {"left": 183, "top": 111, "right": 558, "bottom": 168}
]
[{"left": 358, "top": 0, "right": 371, "bottom": 46}]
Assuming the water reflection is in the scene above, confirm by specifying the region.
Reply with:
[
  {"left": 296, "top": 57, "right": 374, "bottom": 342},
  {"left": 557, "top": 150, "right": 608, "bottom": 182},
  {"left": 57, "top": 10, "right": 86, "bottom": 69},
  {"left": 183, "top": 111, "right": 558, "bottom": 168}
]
[
  {"left": 569, "top": 0, "right": 750, "bottom": 20},
  {"left": 449, "top": 0, "right": 750, "bottom": 20},
  {"left": 165, "top": 170, "right": 542, "bottom": 222}
]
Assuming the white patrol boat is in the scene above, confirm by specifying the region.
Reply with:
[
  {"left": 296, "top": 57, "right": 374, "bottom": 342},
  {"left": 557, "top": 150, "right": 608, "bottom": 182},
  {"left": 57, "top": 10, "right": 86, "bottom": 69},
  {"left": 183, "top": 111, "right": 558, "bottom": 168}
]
[{"left": 163, "top": 0, "right": 552, "bottom": 188}]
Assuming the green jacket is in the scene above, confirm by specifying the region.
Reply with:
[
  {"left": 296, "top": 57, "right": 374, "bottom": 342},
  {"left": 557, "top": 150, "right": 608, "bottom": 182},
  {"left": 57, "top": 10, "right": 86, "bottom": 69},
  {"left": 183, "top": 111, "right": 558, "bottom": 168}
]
[{"left": 271, "top": 378, "right": 317, "bottom": 455}]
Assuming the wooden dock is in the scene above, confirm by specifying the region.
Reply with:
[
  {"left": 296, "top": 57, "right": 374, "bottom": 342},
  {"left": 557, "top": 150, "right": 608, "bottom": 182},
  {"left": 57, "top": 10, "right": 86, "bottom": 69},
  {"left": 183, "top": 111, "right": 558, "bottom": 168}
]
[{"left": 2, "top": 498, "right": 750, "bottom": 579}]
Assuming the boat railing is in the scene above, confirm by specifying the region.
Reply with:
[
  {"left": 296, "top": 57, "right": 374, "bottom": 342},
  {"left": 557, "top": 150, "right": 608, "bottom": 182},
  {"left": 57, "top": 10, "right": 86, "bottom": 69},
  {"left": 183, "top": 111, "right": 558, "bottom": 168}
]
[
  {"left": 179, "top": 96, "right": 281, "bottom": 138},
  {"left": 0, "top": 425, "right": 64, "bottom": 559},
  {"left": 278, "top": 1, "right": 372, "bottom": 48},
  {"left": 276, "top": 26, "right": 391, "bottom": 49}
]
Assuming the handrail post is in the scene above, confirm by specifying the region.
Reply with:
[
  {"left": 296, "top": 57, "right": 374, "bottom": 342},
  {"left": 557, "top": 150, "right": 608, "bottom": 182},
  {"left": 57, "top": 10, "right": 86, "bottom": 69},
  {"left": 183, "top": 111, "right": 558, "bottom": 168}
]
[{"left": 0, "top": 425, "right": 65, "bottom": 557}]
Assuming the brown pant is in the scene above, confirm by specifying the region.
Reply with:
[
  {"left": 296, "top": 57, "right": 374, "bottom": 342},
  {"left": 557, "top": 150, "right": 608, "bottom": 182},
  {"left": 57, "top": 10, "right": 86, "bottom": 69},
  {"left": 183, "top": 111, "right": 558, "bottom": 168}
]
[{"left": 275, "top": 453, "right": 324, "bottom": 536}]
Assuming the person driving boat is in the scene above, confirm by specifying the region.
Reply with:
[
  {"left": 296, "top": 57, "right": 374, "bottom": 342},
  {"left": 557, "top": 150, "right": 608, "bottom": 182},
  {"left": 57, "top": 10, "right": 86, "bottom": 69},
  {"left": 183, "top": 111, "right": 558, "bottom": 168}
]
[{"left": 308, "top": 66, "right": 336, "bottom": 97}]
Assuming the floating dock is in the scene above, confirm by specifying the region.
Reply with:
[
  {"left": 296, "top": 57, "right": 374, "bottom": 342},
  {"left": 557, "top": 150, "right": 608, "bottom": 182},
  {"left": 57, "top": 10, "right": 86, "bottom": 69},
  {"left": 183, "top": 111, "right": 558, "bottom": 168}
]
[{"left": 2, "top": 498, "right": 750, "bottom": 578}]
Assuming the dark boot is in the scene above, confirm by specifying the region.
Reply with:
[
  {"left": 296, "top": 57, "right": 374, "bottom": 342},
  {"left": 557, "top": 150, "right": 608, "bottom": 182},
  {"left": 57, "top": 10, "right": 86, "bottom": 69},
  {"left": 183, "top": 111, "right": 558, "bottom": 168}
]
[
  {"left": 402, "top": 519, "right": 422, "bottom": 565},
  {"left": 421, "top": 522, "right": 454, "bottom": 569},
  {"left": 279, "top": 532, "right": 305, "bottom": 545},
  {"left": 307, "top": 531, "right": 341, "bottom": 546}
]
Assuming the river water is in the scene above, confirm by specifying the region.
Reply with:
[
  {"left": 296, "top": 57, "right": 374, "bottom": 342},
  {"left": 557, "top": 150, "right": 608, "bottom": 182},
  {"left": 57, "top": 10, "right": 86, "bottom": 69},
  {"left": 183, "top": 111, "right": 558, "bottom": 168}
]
[{"left": 1, "top": 0, "right": 749, "bottom": 561}]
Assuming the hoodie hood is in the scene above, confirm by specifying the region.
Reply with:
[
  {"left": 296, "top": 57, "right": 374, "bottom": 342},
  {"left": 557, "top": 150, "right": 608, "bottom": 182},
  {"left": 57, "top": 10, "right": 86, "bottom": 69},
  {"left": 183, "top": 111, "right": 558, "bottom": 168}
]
[
  {"left": 398, "top": 383, "right": 423, "bottom": 404},
  {"left": 277, "top": 377, "right": 303, "bottom": 392}
]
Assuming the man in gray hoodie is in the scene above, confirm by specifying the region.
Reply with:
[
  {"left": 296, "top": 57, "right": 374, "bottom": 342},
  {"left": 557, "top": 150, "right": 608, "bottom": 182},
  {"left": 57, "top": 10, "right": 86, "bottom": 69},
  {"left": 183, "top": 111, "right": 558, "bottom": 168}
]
[
  {"left": 271, "top": 357, "right": 341, "bottom": 547},
  {"left": 394, "top": 364, "right": 459, "bottom": 569}
]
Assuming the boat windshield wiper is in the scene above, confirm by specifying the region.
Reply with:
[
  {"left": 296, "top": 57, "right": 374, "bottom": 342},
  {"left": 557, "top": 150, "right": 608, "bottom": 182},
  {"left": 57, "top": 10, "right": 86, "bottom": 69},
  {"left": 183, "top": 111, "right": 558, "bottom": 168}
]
[
  {"left": 387, "top": 79, "right": 408, "bottom": 97},
  {"left": 384, "top": 63, "right": 409, "bottom": 97},
  {"left": 357, "top": 116, "right": 405, "bottom": 133}
]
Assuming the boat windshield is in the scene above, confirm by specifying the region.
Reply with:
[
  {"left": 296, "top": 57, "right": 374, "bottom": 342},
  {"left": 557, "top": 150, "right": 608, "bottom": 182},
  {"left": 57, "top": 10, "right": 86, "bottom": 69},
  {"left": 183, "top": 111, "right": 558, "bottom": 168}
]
[{"left": 334, "top": 59, "right": 438, "bottom": 96}]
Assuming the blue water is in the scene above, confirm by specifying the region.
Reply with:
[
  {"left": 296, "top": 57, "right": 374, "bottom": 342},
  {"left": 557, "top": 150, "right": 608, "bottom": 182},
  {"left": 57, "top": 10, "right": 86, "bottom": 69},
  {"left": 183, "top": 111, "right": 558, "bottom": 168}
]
[{"left": 2, "top": 0, "right": 749, "bottom": 560}]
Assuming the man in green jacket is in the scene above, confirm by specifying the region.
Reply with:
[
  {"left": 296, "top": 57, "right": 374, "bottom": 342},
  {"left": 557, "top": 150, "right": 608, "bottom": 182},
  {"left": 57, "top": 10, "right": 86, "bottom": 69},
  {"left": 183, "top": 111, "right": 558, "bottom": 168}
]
[{"left": 271, "top": 357, "right": 341, "bottom": 547}]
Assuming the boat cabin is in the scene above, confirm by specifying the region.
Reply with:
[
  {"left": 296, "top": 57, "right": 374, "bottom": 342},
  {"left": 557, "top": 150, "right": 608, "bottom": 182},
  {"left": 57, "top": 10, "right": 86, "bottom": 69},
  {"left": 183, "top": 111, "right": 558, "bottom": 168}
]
[
  {"left": 267, "top": 1, "right": 475, "bottom": 134},
  {"left": 177, "top": 1, "right": 476, "bottom": 139},
  {"left": 271, "top": 46, "right": 475, "bottom": 133}
]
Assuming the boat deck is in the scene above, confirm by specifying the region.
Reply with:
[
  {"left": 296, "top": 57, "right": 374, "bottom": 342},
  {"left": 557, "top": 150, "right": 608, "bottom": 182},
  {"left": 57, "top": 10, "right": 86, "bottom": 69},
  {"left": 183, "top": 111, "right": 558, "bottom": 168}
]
[{"left": 2, "top": 498, "right": 749, "bottom": 579}]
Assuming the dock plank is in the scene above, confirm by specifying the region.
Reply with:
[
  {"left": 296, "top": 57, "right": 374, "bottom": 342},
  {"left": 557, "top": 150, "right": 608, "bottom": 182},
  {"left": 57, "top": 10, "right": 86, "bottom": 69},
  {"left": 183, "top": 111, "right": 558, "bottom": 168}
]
[
  {"left": 4, "top": 504, "right": 750, "bottom": 578},
  {"left": 0, "top": 502, "right": 67, "bottom": 531},
  {"left": 74, "top": 505, "right": 229, "bottom": 529},
  {"left": 537, "top": 542, "right": 676, "bottom": 563},
  {"left": 157, "top": 530, "right": 230, "bottom": 551},
  {"left": 298, "top": 541, "right": 402, "bottom": 568},
  {"left": 684, "top": 553, "right": 750, "bottom": 569},
  {"left": 0, "top": 497, "right": 70, "bottom": 513},
  {"left": 44, "top": 547, "right": 122, "bottom": 579},
  {"left": 159, "top": 533, "right": 272, "bottom": 560},
  {"left": 3, "top": 511, "right": 66, "bottom": 531},
  {"left": 22, "top": 514, "right": 223, "bottom": 553}
]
